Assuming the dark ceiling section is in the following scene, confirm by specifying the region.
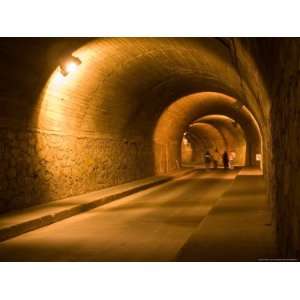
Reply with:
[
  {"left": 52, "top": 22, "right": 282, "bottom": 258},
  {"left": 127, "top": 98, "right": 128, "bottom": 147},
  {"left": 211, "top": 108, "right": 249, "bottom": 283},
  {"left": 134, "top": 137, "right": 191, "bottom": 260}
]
[{"left": 0, "top": 38, "right": 91, "bottom": 100}]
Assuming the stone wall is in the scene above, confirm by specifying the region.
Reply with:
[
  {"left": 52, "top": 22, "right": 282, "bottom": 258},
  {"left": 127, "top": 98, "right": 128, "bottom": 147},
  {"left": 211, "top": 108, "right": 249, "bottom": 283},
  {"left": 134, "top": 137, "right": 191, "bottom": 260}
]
[
  {"left": 268, "top": 39, "right": 300, "bottom": 257},
  {"left": 0, "top": 128, "right": 153, "bottom": 213},
  {"left": 153, "top": 141, "right": 181, "bottom": 174}
]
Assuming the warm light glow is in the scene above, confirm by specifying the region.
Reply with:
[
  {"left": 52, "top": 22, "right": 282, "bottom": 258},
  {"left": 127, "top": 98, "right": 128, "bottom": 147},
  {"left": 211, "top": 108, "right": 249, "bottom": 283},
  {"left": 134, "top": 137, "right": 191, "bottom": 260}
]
[
  {"left": 53, "top": 72, "right": 64, "bottom": 84},
  {"left": 66, "top": 62, "right": 78, "bottom": 74},
  {"left": 59, "top": 55, "right": 82, "bottom": 76},
  {"left": 183, "top": 136, "right": 189, "bottom": 145}
]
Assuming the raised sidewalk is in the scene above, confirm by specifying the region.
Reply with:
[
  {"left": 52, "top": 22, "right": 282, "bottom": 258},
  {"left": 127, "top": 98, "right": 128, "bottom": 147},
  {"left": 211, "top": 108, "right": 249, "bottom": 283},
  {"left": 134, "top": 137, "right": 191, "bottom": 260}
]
[{"left": 0, "top": 168, "right": 195, "bottom": 243}]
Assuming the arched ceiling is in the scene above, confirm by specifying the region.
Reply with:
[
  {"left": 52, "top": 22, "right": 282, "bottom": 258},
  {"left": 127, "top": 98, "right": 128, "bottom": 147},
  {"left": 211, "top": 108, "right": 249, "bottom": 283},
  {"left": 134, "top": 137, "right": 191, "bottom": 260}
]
[
  {"left": 195, "top": 115, "right": 246, "bottom": 149},
  {"left": 193, "top": 115, "right": 247, "bottom": 165},
  {"left": 0, "top": 38, "right": 269, "bottom": 141},
  {"left": 188, "top": 123, "right": 226, "bottom": 153},
  {"left": 154, "top": 92, "right": 261, "bottom": 147},
  {"left": 35, "top": 38, "right": 244, "bottom": 136}
]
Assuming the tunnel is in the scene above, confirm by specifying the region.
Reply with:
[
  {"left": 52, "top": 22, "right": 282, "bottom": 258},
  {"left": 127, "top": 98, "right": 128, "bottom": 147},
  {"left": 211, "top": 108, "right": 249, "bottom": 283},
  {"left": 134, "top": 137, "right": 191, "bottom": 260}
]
[
  {"left": 191, "top": 115, "right": 247, "bottom": 166},
  {"left": 154, "top": 91, "right": 262, "bottom": 171},
  {"left": 181, "top": 115, "right": 247, "bottom": 167},
  {"left": 0, "top": 37, "right": 299, "bottom": 261}
]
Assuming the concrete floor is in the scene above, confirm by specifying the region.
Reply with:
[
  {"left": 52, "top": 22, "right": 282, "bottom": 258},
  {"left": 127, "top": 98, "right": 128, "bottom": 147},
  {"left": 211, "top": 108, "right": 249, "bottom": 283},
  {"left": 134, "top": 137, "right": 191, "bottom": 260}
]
[
  {"left": 0, "top": 170, "right": 238, "bottom": 261},
  {"left": 0, "top": 168, "right": 278, "bottom": 261},
  {"left": 177, "top": 168, "right": 278, "bottom": 261}
]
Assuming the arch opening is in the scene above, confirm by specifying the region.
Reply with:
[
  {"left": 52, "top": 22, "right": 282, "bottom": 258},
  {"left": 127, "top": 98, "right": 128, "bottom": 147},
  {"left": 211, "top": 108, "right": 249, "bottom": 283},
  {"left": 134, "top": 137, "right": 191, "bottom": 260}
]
[
  {"left": 181, "top": 115, "right": 247, "bottom": 168},
  {"left": 153, "top": 91, "right": 263, "bottom": 175}
]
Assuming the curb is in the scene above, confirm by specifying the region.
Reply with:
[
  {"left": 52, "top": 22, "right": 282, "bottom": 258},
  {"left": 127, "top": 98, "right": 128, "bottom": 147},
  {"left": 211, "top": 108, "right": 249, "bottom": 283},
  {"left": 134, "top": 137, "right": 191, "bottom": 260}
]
[{"left": 0, "top": 168, "right": 195, "bottom": 243}]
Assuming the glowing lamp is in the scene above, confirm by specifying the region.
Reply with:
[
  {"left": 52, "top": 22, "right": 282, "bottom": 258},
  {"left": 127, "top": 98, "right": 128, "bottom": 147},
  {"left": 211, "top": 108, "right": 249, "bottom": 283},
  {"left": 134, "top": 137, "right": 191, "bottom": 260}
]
[{"left": 59, "top": 56, "right": 81, "bottom": 76}]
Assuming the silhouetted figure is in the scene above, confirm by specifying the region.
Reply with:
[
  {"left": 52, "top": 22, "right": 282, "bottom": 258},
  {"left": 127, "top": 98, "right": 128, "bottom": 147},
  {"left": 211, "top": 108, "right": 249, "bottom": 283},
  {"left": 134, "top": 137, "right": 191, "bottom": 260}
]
[
  {"left": 204, "top": 151, "right": 212, "bottom": 170},
  {"left": 222, "top": 151, "right": 229, "bottom": 169}
]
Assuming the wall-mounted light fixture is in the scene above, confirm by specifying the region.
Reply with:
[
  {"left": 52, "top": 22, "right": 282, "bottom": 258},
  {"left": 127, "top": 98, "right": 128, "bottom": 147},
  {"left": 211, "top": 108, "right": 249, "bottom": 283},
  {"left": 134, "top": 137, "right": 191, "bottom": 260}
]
[
  {"left": 59, "top": 55, "right": 82, "bottom": 76},
  {"left": 232, "top": 121, "right": 238, "bottom": 128}
]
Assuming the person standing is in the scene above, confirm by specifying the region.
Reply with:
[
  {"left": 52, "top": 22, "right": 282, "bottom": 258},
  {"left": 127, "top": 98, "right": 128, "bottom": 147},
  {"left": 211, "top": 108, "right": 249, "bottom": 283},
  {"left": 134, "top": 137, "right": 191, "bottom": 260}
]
[{"left": 222, "top": 151, "right": 229, "bottom": 169}]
